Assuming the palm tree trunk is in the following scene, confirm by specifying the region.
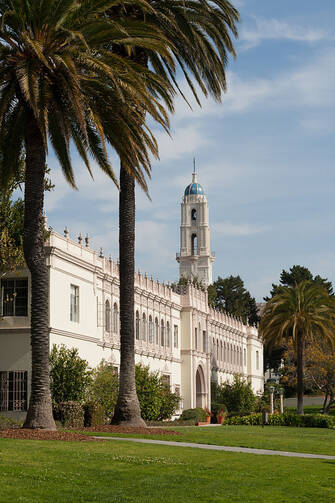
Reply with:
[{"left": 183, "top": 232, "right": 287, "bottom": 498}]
[
  {"left": 296, "top": 333, "right": 304, "bottom": 415},
  {"left": 22, "top": 111, "right": 56, "bottom": 430},
  {"left": 112, "top": 164, "right": 145, "bottom": 426}
]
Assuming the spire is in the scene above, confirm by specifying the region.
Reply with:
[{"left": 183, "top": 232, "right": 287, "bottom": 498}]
[{"left": 192, "top": 158, "right": 198, "bottom": 183}]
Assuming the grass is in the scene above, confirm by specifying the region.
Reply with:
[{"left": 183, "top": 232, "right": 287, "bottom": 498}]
[
  {"left": 286, "top": 405, "right": 335, "bottom": 416},
  {"left": 1, "top": 437, "right": 335, "bottom": 502},
  {"left": 86, "top": 425, "right": 335, "bottom": 456}
]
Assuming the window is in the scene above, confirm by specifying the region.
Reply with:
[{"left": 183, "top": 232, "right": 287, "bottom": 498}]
[
  {"left": 256, "top": 350, "right": 259, "bottom": 370},
  {"left": 216, "top": 339, "right": 219, "bottom": 360},
  {"left": 220, "top": 340, "right": 223, "bottom": 361},
  {"left": 135, "top": 311, "right": 140, "bottom": 340},
  {"left": 105, "top": 300, "right": 111, "bottom": 332},
  {"left": 70, "top": 285, "right": 79, "bottom": 322},
  {"left": 155, "top": 317, "right": 159, "bottom": 345},
  {"left": 142, "top": 313, "right": 147, "bottom": 341},
  {"left": 113, "top": 303, "right": 118, "bottom": 334},
  {"left": 0, "top": 371, "right": 27, "bottom": 411},
  {"left": 191, "top": 208, "right": 197, "bottom": 222},
  {"left": 162, "top": 374, "right": 170, "bottom": 387},
  {"left": 203, "top": 331, "right": 207, "bottom": 353},
  {"left": 161, "top": 320, "right": 165, "bottom": 346},
  {"left": 149, "top": 315, "right": 154, "bottom": 343},
  {"left": 244, "top": 348, "right": 247, "bottom": 366},
  {"left": 240, "top": 347, "right": 243, "bottom": 366},
  {"left": 166, "top": 322, "right": 170, "bottom": 348},
  {"left": 191, "top": 234, "right": 197, "bottom": 255},
  {"left": 194, "top": 327, "right": 198, "bottom": 350},
  {"left": 174, "top": 325, "right": 178, "bottom": 348},
  {"left": 1, "top": 278, "right": 28, "bottom": 317}
]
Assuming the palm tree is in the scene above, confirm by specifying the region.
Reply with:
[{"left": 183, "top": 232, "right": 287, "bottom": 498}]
[
  {"left": 0, "top": 0, "right": 174, "bottom": 429},
  {"left": 110, "top": 0, "right": 240, "bottom": 426},
  {"left": 259, "top": 281, "right": 335, "bottom": 415}
]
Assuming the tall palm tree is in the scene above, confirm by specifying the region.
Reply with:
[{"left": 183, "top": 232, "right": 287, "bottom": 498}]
[
  {"left": 110, "top": 0, "right": 240, "bottom": 426},
  {"left": 0, "top": 0, "right": 174, "bottom": 429},
  {"left": 259, "top": 281, "right": 335, "bottom": 415}
]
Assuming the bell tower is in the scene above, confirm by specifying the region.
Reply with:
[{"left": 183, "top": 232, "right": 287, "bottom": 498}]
[{"left": 176, "top": 164, "right": 215, "bottom": 286}]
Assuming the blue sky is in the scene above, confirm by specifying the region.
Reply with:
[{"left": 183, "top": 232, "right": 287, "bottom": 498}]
[{"left": 45, "top": 0, "right": 335, "bottom": 301}]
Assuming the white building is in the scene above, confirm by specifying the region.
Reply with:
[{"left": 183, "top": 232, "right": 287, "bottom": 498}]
[{"left": 0, "top": 171, "right": 264, "bottom": 418}]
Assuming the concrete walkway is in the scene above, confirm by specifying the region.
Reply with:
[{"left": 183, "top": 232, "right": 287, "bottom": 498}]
[{"left": 93, "top": 436, "right": 335, "bottom": 460}]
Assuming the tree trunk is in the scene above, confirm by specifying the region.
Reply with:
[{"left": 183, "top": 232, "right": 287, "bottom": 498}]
[
  {"left": 296, "top": 333, "right": 304, "bottom": 415},
  {"left": 111, "top": 164, "right": 145, "bottom": 426},
  {"left": 22, "top": 111, "right": 56, "bottom": 430}
]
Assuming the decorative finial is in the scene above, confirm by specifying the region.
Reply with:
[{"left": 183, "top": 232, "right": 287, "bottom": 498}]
[
  {"left": 99, "top": 247, "right": 104, "bottom": 258},
  {"left": 43, "top": 211, "right": 48, "bottom": 230},
  {"left": 85, "top": 234, "right": 90, "bottom": 247},
  {"left": 193, "top": 157, "right": 196, "bottom": 174},
  {"left": 64, "top": 226, "right": 69, "bottom": 238},
  {"left": 78, "top": 233, "right": 82, "bottom": 245}
]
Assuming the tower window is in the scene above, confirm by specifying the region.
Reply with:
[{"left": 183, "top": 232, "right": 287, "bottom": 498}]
[
  {"left": 191, "top": 234, "right": 197, "bottom": 255},
  {"left": 191, "top": 208, "right": 197, "bottom": 222}
]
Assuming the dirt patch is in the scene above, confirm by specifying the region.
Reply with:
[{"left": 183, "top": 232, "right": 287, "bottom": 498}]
[
  {"left": 0, "top": 429, "right": 96, "bottom": 442},
  {"left": 82, "top": 425, "right": 181, "bottom": 436}
]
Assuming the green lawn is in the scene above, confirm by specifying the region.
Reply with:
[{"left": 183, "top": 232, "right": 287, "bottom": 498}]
[
  {"left": 0, "top": 437, "right": 335, "bottom": 502},
  {"left": 87, "top": 425, "right": 335, "bottom": 456}
]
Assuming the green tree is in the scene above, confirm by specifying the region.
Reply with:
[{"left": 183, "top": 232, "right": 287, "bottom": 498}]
[
  {"left": 87, "top": 360, "right": 119, "bottom": 421},
  {"left": 49, "top": 345, "right": 92, "bottom": 405},
  {"left": 208, "top": 275, "right": 259, "bottom": 325},
  {"left": 260, "top": 281, "right": 335, "bottom": 415},
  {"left": 211, "top": 375, "right": 257, "bottom": 416},
  {"left": 110, "top": 0, "right": 240, "bottom": 427},
  {"left": 0, "top": 0, "right": 173, "bottom": 429}
]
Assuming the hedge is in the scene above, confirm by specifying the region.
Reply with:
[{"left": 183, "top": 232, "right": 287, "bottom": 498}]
[
  {"left": 180, "top": 408, "right": 207, "bottom": 422},
  {"left": 84, "top": 402, "right": 105, "bottom": 427},
  {"left": 55, "top": 401, "right": 84, "bottom": 428},
  {"left": 224, "top": 412, "right": 335, "bottom": 428}
]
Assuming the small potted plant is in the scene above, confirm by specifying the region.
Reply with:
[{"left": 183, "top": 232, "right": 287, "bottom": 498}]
[
  {"left": 216, "top": 405, "right": 228, "bottom": 425},
  {"left": 203, "top": 407, "right": 212, "bottom": 424}
]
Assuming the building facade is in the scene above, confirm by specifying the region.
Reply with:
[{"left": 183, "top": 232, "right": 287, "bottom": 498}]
[{"left": 0, "top": 172, "right": 264, "bottom": 418}]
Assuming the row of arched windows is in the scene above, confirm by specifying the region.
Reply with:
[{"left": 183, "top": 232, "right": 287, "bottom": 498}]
[
  {"left": 135, "top": 311, "right": 171, "bottom": 347},
  {"left": 211, "top": 338, "right": 246, "bottom": 367},
  {"left": 105, "top": 300, "right": 118, "bottom": 334}
]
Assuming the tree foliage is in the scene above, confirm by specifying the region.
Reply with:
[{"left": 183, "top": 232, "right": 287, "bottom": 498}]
[
  {"left": 208, "top": 275, "right": 259, "bottom": 325},
  {"left": 211, "top": 375, "right": 257, "bottom": 416},
  {"left": 87, "top": 360, "right": 119, "bottom": 421},
  {"left": 49, "top": 345, "right": 92, "bottom": 406}
]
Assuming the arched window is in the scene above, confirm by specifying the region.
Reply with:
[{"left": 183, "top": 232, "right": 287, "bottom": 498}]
[
  {"left": 155, "top": 317, "right": 159, "bottom": 345},
  {"left": 166, "top": 321, "right": 170, "bottom": 348},
  {"left": 244, "top": 348, "right": 247, "bottom": 366},
  {"left": 240, "top": 347, "right": 243, "bottom": 366},
  {"left": 223, "top": 341, "right": 226, "bottom": 362},
  {"left": 149, "top": 315, "right": 154, "bottom": 343},
  {"left": 220, "top": 341, "right": 223, "bottom": 362},
  {"left": 142, "top": 313, "right": 147, "bottom": 341},
  {"left": 161, "top": 319, "right": 165, "bottom": 346},
  {"left": 256, "top": 350, "right": 259, "bottom": 370},
  {"left": 191, "top": 234, "right": 197, "bottom": 256},
  {"left": 113, "top": 303, "right": 118, "bottom": 334},
  {"left": 216, "top": 339, "right": 219, "bottom": 360},
  {"left": 191, "top": 208, "right": 197, "bottom": 222},
  {"left": 135, "top": 311, "right": 140, "bottom": 340},
  {"left": 194, "top": 327, "right": 198, "bottom": 349},
  {"left": 105, "top": 300, "right": 111, "bottom": 332}
]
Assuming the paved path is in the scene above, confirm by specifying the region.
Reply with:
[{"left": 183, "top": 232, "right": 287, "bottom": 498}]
[{"left": 93, "top": 436, "right": 335, "bottom": 460}]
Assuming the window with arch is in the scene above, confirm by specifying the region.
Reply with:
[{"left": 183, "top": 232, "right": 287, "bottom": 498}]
[
  {"left": 174, "top": 325, "right": 178, "bottom": 348},
  {"left": 220, "top": 341, "right": 223, "bottom": 361},
  {"left": 216, "top": 339, "right": 219, "bottom": 360},
  {"left": 149, "top": 315, "right": 154, "bottom": 343},
  {"left": 113, "top": 303, "right": 118, "bottom": 334},
  {"left": 223, "top": 341, "right": 226, "bottom": 362},
  {"left": 256, "top": 350, "right": 259, "bottom": 370},
  {"left": 203, "top": 330, "right": 207, "bottom": 353},
  {"left": 244, "top": 348, "right": 247, "bottom": 366},
  {"left": 155, "top": 317, "right": 159, "bottom": 345},
  {"left": 194, "top": 327, "right": 198, "bottom": 350},
  {"left": 161, "top": 319, "right": 165, "bottom": 346},
  {"left": 142, "top": 313, "right": 147, "bottom": 341},
  {"left": 191, "top": 233, "right": 197, "bottom": 256},
  {"left": 191, "top": 208, "right": 197, "bottom": 222},
  {"left": 166, "top": 321, "right": 170, "bottom": 348},
  {"left": 135, "top": 311, "right": 140, "bottom": 340},
  {"left": 105, "top": 300, "right": 111, "bottom": 332},
  {"left": 240, "top": 347, "right": 243, "bottom": 366}
]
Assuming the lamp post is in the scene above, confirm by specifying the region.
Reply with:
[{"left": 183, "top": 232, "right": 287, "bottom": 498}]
[
  {"left": 279, "top": 388, "right": 284, "bottom": 414},
  {"left": 269, "top": 386, "right": 274, "bottom": 414}
]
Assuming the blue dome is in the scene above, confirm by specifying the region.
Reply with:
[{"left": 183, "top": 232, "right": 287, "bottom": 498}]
[{"left": 184, "top": 183, "right": 204, "bottom": 196}]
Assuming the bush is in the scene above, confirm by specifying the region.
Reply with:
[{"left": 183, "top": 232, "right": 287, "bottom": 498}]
[
  {"left": 84, "top": 402, "right": 105, "bottom": 427},
  {"left": 56, "top": 401, "right": 84, "bottom": 428},
  {"left": 225, "top": 412, "right": 335, "bottom": 428},
  {"left": 180, "top": 408, "right": 207, "bottom": 422},
  {"left": 50, "top": 345, "right": 92, "bottom": 405},
  {"left": 212, "top": 375, "right": 257, "bottom": 416},
  {"left": 0, "top": 415, "right": 22, "bottom": 429},
  {"left": 87, "top": 360, "right": 119, "bottom": 421},
  {"left": 135, "top": 364, "right": 179, "bottom": 421}
]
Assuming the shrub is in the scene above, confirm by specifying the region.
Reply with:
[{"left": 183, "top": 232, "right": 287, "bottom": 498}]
[
  {"left": 180, "top": 408, "right": 207, "bottom": 422},
  {"left": 87, "top": 360, "right": 119, "bottom": 421},
  {"left": 50, "top": 345, "right": 92, "bottom": 405},
  {"left": 135, "top": 364, "right": 179, "bottom": 421},
  {"left": 212, "top": 375, "right": 257, "bottom": 416},
  {"left": 0, "top": 415, "right": 22, "bottom": 429},
  {"left": 56, "top": 401, "right": 84, "bottom": 428},
  {"left": 225, "top": 412, "right": 335, "bottom": 428},
  {"left": 84, "top": 402, "right": 105, "bottom": 427}
]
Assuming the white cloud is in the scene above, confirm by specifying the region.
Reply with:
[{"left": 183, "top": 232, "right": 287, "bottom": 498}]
[
  {"left": 213, "top": 221, "right": 270, "bottom": 236},
  {"left": 240, "top": 16, "right": 328, "bottom": 50}
]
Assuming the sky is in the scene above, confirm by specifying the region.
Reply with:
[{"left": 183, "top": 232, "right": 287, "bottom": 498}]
[{"left": 45, "top": 0, "right": 335, "bottom": 301}]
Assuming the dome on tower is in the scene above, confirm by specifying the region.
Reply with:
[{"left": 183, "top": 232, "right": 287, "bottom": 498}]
[{"left": 184, "top": 168, "right": 204, "bottom": 196}]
